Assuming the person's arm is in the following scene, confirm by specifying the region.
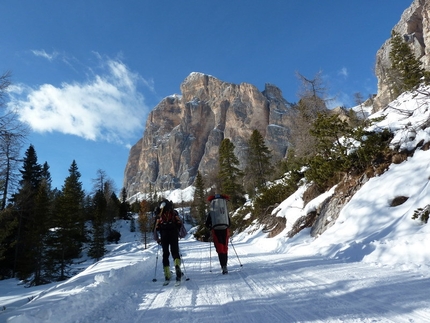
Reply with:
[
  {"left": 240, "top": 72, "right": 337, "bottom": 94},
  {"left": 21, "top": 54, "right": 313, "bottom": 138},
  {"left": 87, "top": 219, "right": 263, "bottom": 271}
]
[
  {"left": 153, "top": 217, "right": 161, "bottom": 243},
  {"left": 205, "top": 213, "right": 212, "bottom": 229},
  {"left": 174, "top": 210, "right": 182, "bottom": 228}
]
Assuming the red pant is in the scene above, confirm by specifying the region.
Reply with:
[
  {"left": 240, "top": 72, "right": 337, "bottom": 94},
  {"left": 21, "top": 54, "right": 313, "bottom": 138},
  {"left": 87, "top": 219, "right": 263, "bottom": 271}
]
[{"left": 212, "top": 228, "right": 229, "bottom": 254}]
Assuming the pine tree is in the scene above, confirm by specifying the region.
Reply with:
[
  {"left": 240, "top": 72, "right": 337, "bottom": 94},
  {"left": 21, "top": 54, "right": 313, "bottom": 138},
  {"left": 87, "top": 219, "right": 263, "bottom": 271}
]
[
  {"left": 48, "top": 160, "right": 86, "bottom": 280},
  {"left": 32, "top": 179, "right": 52, "bottom": 285},
  {"left": 389, "top": 30, "right": 424, "bottom": 97},
  {"left": 12, "top": 145, "right": 44, "bottom": 279},
  {"left": 305, "top": 113, "right": 352, "bottom": 189},
  {"left": 218, "top": 138, "right": 244, "bottom": 209},
  {"left": 304, "top": 113, "right": 391, "bottom": 190},
  {"left": 310, "top": 113, "right": 351, "bottom": 158},
  {"left": 19, "top": 145, "right": 42, "bottom": 189},
  {"left": 192, "top": 171, "right": 206, "bottom": 225},
  {"left": 0, "top": 207, "right": 18, "bottom": 278},
  {"left": 88, "top": 170, "right": 115, "bottom": 261},
  {"left": 91, "top": 170, "right": 119, "bottom": 232},
  {"left": 88, "top": 189, "right": 107, "bottom": 260},
  {"left": 104, "top": 181, "right": 119, "bottom": 231},
  {"left": 119, "top": 187, "right": 130, "bottom": 220},
  {"left": 130, "top": 216, "right": 136, "bottom": 232},
  {"left": 137, "top": 200, "right": 151, "bottom": 249},
  {"left": 245, "top": 130, "right": 273, "bottom": 196}
]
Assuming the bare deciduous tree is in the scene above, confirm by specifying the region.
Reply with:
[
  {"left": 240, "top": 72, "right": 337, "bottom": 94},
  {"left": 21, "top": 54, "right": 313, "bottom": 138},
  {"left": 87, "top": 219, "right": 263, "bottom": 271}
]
[
  {"left": 289, "top": 71, "right": 330, "bottom": 159},
  {"left": 0, "top": 71, "right": 28, "bottom": 209}
]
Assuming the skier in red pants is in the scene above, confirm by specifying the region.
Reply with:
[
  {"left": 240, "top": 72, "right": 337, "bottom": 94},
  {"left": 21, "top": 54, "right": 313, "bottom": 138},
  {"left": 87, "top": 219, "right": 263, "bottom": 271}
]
[{"left": 205, "top": 194, "right": 230, "bottom": 274}]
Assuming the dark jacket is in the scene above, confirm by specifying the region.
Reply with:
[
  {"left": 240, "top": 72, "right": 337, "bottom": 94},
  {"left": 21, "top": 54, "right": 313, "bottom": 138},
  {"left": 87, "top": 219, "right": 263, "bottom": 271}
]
[{"left": 156, "top": 209, "right": 182, "bottom": 232}]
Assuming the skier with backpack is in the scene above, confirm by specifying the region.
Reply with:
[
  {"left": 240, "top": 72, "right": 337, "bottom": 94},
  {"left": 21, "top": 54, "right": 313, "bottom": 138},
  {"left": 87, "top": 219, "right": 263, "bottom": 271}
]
[
  {"left": 205, "top": 194, "right": 231, "bottom": 274},
  {"left": 153, "top": 199, "right": 183, "bottom": 284}
]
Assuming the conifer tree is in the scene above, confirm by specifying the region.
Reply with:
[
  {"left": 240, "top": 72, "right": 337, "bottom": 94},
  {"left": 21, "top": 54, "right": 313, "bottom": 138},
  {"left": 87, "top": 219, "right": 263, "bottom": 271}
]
[
  {"left": 147, "top": 183, "right": 159, "bottom": 209},
  {"left": 41, "top": 162, "right": 52, "bottom": 189},
  {"left": 19, "top": 145, "right": 43, "bottom": 189},
  {"left": 130, "top": 216, "right": 136, "bottom": 232},
  {"left": 304, "top": 113, "right": 391, "bottom": 190},
  {"left": 88, "top": 189, "right": 107, "bottom": 260},
  {"left": 119, "top": 187, "right": 130, "bottom": 220},
  {"left": 305, "top": 113, "right": 352, "bottom": 188},
  {"left": 137, "top": 200, "right": 151, "bottom": 248},
  {"left": 0, "top": 207, "right": 18, "bottom": 278},
  {"left": 48, "top": 161, "right": 86, "bottom": 280},
  {"left": 32, "top": 179, "right": 52, "bottom": 285},
  {"left": 12, "top": 145, "right": 45, "bottom": 280},
  {"left": 245, "top": 130, "right": 273, "bottom": 196},
  {"left": 389, "top": 30, "right": 424, "bottom": 98},
  {"left": 310, "top": 113, "right": 351, "bottom": 158},
  {"left": 88, "top": 170, "right": 116, "bottom": 260},
  {"left": 104, "top": 181, "right": 119, "bottom": 231},
  {"left": 192, "top": 171, "right": 206, "bottom": 225},
  {"left": 218, "top": 138, "right": 244, "bottom": 209}
]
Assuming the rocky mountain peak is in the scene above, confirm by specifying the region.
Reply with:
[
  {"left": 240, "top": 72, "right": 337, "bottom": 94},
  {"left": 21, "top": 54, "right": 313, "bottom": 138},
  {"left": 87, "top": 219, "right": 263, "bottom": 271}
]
[{"left": 124, "top": 73, "right": 293, "bottom": 198}]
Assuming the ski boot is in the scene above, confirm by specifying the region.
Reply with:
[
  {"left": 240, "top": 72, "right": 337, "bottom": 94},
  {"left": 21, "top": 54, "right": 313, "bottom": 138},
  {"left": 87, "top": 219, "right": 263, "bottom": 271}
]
[
  {"left": 164, "top": 266, "right": 171, "bottom": 282},
  {"left": 174, "top": 258, "right": 182, "bottom": 281}
]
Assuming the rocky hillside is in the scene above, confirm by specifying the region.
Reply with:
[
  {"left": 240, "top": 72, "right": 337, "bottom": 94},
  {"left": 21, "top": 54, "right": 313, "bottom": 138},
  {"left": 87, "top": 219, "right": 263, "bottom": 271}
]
[
  {"left": 373, "top": 0, "right": 430, "bottom": 111},
  {"left": 124, "top": 72, "right": 293, "bottom": 198}
]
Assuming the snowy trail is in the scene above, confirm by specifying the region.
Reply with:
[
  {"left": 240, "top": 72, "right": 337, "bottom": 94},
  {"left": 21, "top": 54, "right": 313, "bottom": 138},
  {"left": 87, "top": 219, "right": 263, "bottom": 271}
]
[{"left": 3, "top": 237, "right": 430, "bottom": 323}]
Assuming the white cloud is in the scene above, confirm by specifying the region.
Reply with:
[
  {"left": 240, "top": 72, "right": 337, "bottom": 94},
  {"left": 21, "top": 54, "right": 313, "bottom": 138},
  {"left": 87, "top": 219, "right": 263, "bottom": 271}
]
[
  {"left": 338, "top": 67, "right": 348, "bottom": 78},
  {"left": 327, "top": 91, "right": 352, "bottom": 109},
  {"left": 8, "top": 58, "right": 149, "bottom": 145},
  {"left": 31, "top": 49, "right": 58, "bottom": 61}
]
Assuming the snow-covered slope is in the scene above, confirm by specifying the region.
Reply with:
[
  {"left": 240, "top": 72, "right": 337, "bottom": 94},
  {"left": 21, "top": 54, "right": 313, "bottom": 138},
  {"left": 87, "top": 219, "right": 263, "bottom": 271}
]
[{"left": 2, "top": 88, "right": 430, "bottom": 322}]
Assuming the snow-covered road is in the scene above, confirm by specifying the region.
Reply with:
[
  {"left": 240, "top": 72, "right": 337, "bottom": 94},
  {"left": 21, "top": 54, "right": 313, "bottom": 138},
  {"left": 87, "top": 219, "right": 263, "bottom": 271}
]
[{"left": 3, "top": 236, "right": 430, "bottom": 323}]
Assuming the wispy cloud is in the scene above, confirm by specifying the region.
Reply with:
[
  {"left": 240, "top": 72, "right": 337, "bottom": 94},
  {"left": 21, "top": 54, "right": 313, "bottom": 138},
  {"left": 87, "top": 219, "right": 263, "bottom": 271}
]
[
  {"left": 8, "top": 58, "right": 150, "bottom": 145},
  {"left": 326, "top": 91, "right": 352, "bottom": 109},
  {"left": 338, "top": 67, "right": 348, "bottom": 78},
  {"left": 31, "top": 49, "right": 58, "bottom": 61}
]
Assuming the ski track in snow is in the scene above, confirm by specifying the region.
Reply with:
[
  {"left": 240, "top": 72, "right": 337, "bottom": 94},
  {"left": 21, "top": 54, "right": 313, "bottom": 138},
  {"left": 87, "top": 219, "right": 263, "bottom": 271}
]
[{"left": 3, "top": 239, "right": 430, "bottom": 323}]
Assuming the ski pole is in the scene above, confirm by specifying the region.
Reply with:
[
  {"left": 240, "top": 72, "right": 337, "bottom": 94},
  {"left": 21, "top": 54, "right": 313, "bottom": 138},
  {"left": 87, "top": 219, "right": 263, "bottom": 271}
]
[
  {"left": 179, "top": 247, "right": 190, "bottom": 281},
  {"left": 152, "top": 243, "right": 160, "bottom": 282},
  {"left": 209, "top": 237, "right": 212, "bottom": 272},
  {"left": 229, "top": 238, "right": 243, "bottom": 267}
]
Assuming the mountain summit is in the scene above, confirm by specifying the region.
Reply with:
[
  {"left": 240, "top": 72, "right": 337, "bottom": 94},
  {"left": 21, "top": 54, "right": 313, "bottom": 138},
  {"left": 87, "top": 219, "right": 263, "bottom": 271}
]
[{"left": 124, "top": 72, "right": 293, "bottom": 197}]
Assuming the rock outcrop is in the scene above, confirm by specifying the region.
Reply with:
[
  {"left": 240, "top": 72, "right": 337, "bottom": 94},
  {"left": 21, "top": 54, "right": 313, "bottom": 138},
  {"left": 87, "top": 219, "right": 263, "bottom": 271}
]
[
  {"left": 374, "top": 0, "right": 430, "bottom": 111},
  {"left": 124, "top": 73, "right": 293, "bottom": 198}
]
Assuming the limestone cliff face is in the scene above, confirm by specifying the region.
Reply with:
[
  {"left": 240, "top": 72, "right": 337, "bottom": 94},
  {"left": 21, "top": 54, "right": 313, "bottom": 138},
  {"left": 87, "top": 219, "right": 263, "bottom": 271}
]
[
  {"left": 124, "top": 73, "right": 293, "bottom": 197},
  {"left": 374, "top": 0, "right": 430, "bottom": 111}
]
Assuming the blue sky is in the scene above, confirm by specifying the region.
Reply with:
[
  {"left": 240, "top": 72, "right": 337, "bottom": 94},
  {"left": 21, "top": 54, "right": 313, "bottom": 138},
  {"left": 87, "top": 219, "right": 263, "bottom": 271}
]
[{"left": 0, "top": 1, "right": 412, "bottom": 194}]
